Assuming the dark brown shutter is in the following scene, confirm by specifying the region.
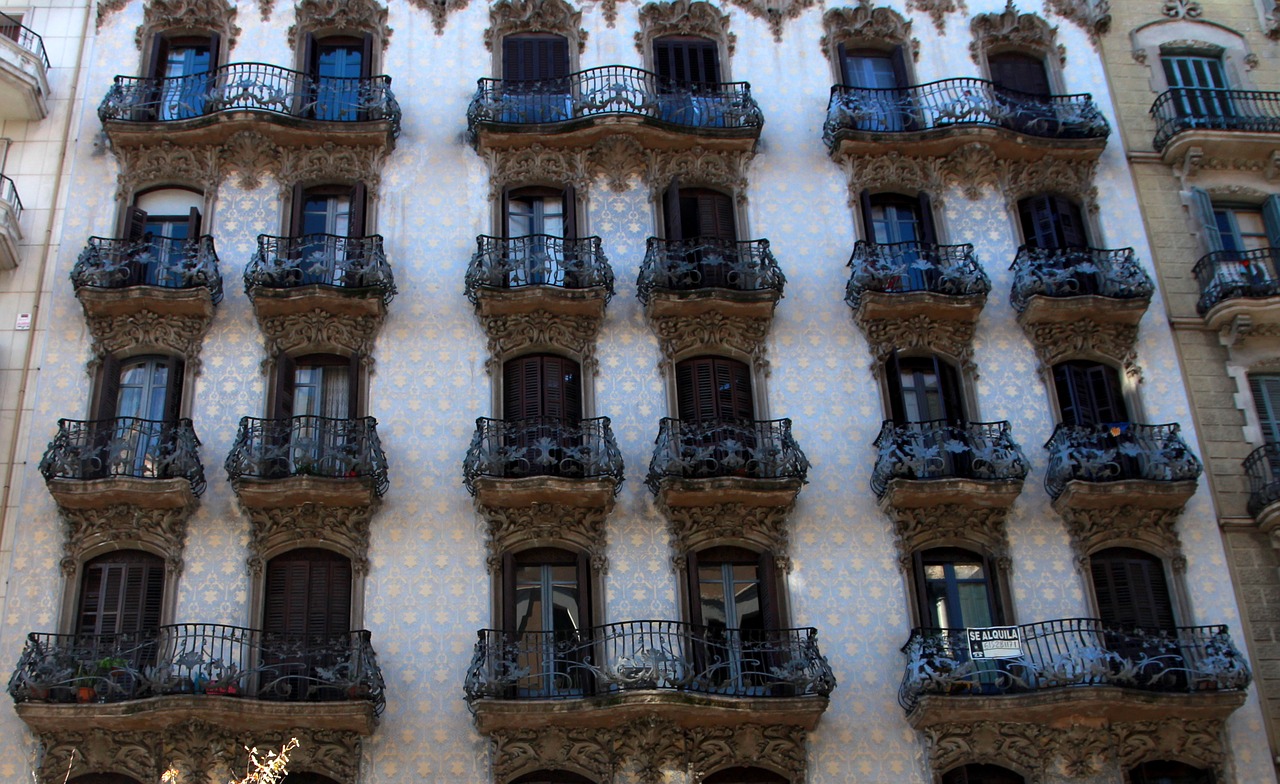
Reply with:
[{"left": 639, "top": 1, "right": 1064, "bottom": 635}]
[
  {"left": 1054, "top": 362, "right": 1126, "bottom": 427},
  {"left": 859, "top": 190, "right": 876, "bottom": 243},
  {"left": 162, "top": 356, "right": 184, "bottom": 422},
  {"left": 1252, "top": 374, "right": 1280, "bottom": 446},
  {"left": 757, "top": 550, "right": 780, "bottom": 631},
  {"left": 302, "top": 33, "right": 318, "bottom": 77},
  {"left": 501, "top": 551, "right": 517, "bottom": 634},
  {"left": 936, "top": 356, "right": 963, "bottom": 423},
  {"left": 685, "top": 549, "right": 704, "bottom": 626},
  {"left": 185, "top": 207, "right": 202, "bottom": 238},
  {"left": 1056, "top": 197, "right": 1087, "bottom": 248},
  {"left": 290, "top": 182, "right": 307, "bottom": 237},
  {"left": 349, "top": 183, "right": 367, "bottom": 238},
  {"left": 886, "top": 352, "right": 906, "bottom": 422},
  {"left": 274, "top": 354, "right": 297, "bottom": 419},
  {"left": 1091, "top": 548, "right": 1176, "bottom": 631},
  {"left": 653, "top": 37, "right": 718, "bottom": 84},
  {"left": 675, "top": 357, "right": 752, "bottom": 422},
  {"left": 989, "top": 52, "right": 1050, "bottom": 97},
  {"left": 263, "top": 548, "right": 352, "bottom": 637},
  {"left": 503, "top": 35, "right": 569, "bottom": 80},
  {"left": 836, "top": 43, "right": 850, "bottom": 84},
  {"left": 94, "top": 354, "right": 123, "bottom": 419},
  {"left": 890, "top": 45, "right": 910, "bottom": 89},
  {"left": 205, "top": 32, "right": 221, "bottom": 69},
  {"left": 692, "top": 190, "right": 735, "bottom": 242},
  {"left": 575, "top": 550, "right": 593, "bottom": 629},
  {"left": 1019, "top": 196, "right": 1055, "bottom": 249},
  {"left": 360, "top": 33, "right": 374, "bottom": 78},
  {"left": 77, "top": 551, "right": 164, "bottom": 636},
  {"left": 664, "top": 178, "right": 683, "bottom": 240},
  {"left": 125, "top": 206, "right": 149, "bottom": 240},
  {"left": 347, "top": 354, "right": 362, "bottom": 416},
  {"left": 504, "top": 355, "right": 581, "bottom": 421},
  {"left": 146, "top": 35, "right": 167, "bottom": 79},
  {"left": 562, "top": 184, "right": 577, "bottom": 239},
  {"left": 917, "top": 192, "right": 937, "bottom": 246}
]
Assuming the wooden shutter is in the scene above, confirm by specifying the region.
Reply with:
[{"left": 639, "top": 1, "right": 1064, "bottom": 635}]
[
  {"left": 885, "top": 352, "right": 906, "bottom": 422},
  {"left": 917, "top": 192, "right": 937, "bottom": 246},
  {"left": 302, "top": 33, "right": 318, "bottom": 77},
  {"left": 684, "top": 548, "right": 704, "bottom": 627},
  {"left": 273, "top": 354, "right": 297, "bottom": 419},
  {"left": 125, "top": 206, "right": 149, "bottom": 241},
  {"left": 504, "top": 355, "right": 582, "bottom": 422},
  {"left": 676, "top": 357, "right": 753, "bottom": 422},
  {"left": 664, "top": 178, "right": 683, "bottom": 240},
  {"left": 936, "top": 356, "right": 963, "bottom": 423},
  {"left": 93, "top": 354, "right": 123, "bottom": 419},
  {"left": 859, "top": 190, "right": 876, "bottom": 243},
  {"left": 263, "top": 548, "right": 352, "bottom": 637},
  {"left": 989, "top": 53, "right": 1050, "bottom": 97},
  {"left": 290, "top": 182, "right": 307, "bottom": 237},
  {"left": 161, "top": 356, "right": 184, "bottom": 422},
  {"left": 1251, "top": 374, "right": 1280, "bottom": 446},
  {"left": 757, "top": 550, "right": 780, "bottom": 631},
  {"left": 691, "top": 190, "right": 736, "bottom": 241},
  {"left": 1188, "top": 187, "right": 1224, "bottom": 255},
  {"left": 1056, "top": 197, "right": 1087, "bottom": 248},
  {"left": 503, "top": 35, "right": 569, "bottom": 80},
  {"left": 575, "top": 550, "right": 593, "bottom": 629},
  {"left": 185, "top": 207, "right": 202, "bottom": 238},
  {"left": 653, "top": 37, "right": 719, "bottom": 84},
  {"left": 1091, "top": 548, "right": 1176, "bottom": 631},
  {"left": 347, "top": 354, "right": 362, "bottom": 416},
  {"left": 1020, "top": 195, "right": 1086, "bottom": 249},
  {"left": 562, "top": 184, "right": 577, "bottom": 240},
  {"left": 77, "top": 551, "right": 164, "bottom": 636},
  {"left": 1262, "top": 194, "right": 1280, "bottom": 249},
  {"left": 204, "top": 32, "right": 220, "bottom": 71},
  {"left": 1054, "top": 362, "right": 1125, "bottom": 427},
  {"left": 360, "top": 33, "right": 374, "bottom": 78},
  {"left": 146, "top": 35, "right": 167, "bottom": 80},
  {"left": 350, "top": 183, "right": 368, "bottom": 238}
]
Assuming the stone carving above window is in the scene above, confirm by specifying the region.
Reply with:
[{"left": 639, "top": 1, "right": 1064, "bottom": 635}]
[
  {"left": 862, "top": 315, "right": 977, "bottom": 373},
  {"left": 650, "top": 312, "right": 772, "bottom": 373},
  {"left": 887, "top": 504, "right": 1011, "bottom": 574},
  {"left": 85, "top": 309, "right": 216, "bottom": 373},
  {"left": 133, "top": 0, "right": 241, "bottom": 48},
  {"left": 480, "top": 503, "right": 610, "bottom": 573},
  {"left": 257, "top": 309, "right": 386, "bottom": 361},
  {"left": 1163, "top": 0, "right": 1202, "bottom": 19},
  {"left": 1046, "top": 0, "right": 1110, "bottom": 41},
  {"left": 663, "top": 502, "right": 794, "bottom": 563},
  {"left": 115, "top": 142, "right": 221, "bottom": 199},
  {"left": 406, "top": 0, "right": 473, "bottom": 34},
  {"left": 970, "top": 5, "right": 1064, "bottom": 66},
  {"left": 484, "top": 0, "right": 588, "bottom": 53},
  {"left": 278, "top": 143, "right": 386, "bottom": 194},
  {"left": 59, "top": 504, "right": 191, "bottom": 579},
  {"left": 481, "top": 310, "right": 603, "bottom": 375},
  {"left": 1000, "top": 155, "right": 1099, "bottom": 212},
  {"left": 906, "top": 0, "right": 963, "bottom": 34},
  {"left": 1022, "top": 320, "right": 1140, "bottom": 378},
  {"left": 288, "top": 0, "right": 392, "bottom": 50},
  {"left": 820, "top": 5, "right": 919, "bottom": 63},
  {"left": 1059, "top": 505, "right": 1186, "bottom": 569},
  {"left": 485, "top": 144, "right": 591, "bottom": 198},
  {"left": 243, "top": 502, "right": 376, "bottom": 577},
  {"left": 643, "top": 146, "right": 754, "bottom": 203},
  {"left": 724, "top": 0, "right": 818, "bottom": 43},
  {"left": 635, "top": 0, "right": 735, "bottom": 57},
  {"left": 838, "top": 151, "right": 943, "bottom": 203}
]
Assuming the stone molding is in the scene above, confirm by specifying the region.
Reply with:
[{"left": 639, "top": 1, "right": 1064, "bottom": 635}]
[
  {"left": 278, "top": 142, "right": 387, "bottom": 194},
  {"left": 661, "top": 501, "right": 794, "bottom": 563},
  {"left": 482, "top": 309, "right": 603, "bottom": 375},
  {"left": 887, "top": 504, "right": 1011, "bottom": 573},
  {"left": 1046, "top": 0, "right": 1110, "bottom": 42},
  {"left": 586, "top": 0, "right": 620, "bottom": 27},
  {"left": 37, "top": 723, "right": 362, "bottom": 784},
  {"left": 1162, "top": 0, "right": 1202, "bottom": 19},
  {"left": 479, "top": 502, "right": 610, "bottom": 573},
  {"left": 969, "top": 6, "right": 1065, "bottom": 67},
  {"left": 724, "top": 0, "right": 817, "bottom": 43},
  {"left": 1022, "top": 319, "right": 1140, "bottom": 380},
  {"left": 923, "top": 718, "right": 1227, "bottom": 782},
  {"left": 906, "top": 0, "right": 963, "bottom": 34},
  {"left": 589, "top": 137, "right": 646, "bottom": 192},
  {"left": 1000, "top": 155, "right": 1098, "bottom": 213},
  {"left": 59, "top": 504, "right": 193, "bottom": 578},
  {"left": 257, "top": 308, "right": 387, "bottom": 361},
  {"left": 649, "top": 312, "right": 772, "bottom": 373},
  {"left": 243, "top": 502, "right": 377, "bottom": 577},
  {"left": 115, "top": 142, "right": 221, "bottom": 199},
  {"left": 820, "top": 5, "right": 919, "bottom": 63},
  {"left": 1176, "top": 146, "right": 1280, "bottom": 184},
  {"left": 861, "top": 315, "right": 977, "bottom": 373},
  {"left": 86, "top": 309, "right": 215, "bottom": 373},
  {"left": 485, "top": 0, "right": 588, "bottom": 53},
  {"left": 644, "top": 146, "right": 753, "bottom": 202},
  {"left": 635, "top": 0, "right": 735, "bottom": 57},
  {"left": 288, "top": 0, "right": 392, "bottom": 50},
  {"left": 406, "top": 0, "right": 473, "bottom": 33},
  {"left": 134, "top": 0, "right": 240, "bottom": 49},
  {"left": 490, "top": 717, "right": 808, "bottom": 784},
  {"left": 1059, "top": 505, "right": 1186, "bottom": 569},
  {"left": 486, "top": 144, "right": 591, "bottom": 198}
]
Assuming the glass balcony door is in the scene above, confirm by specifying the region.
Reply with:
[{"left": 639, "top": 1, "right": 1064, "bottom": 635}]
[
  {"left": 508, "top": 551, "right": 588, "bottom": 698},
  {"left": 1162, "top": 55, "right": 1232, "bottom": 123},
  {"left": 157, "top": 40, "right": 211, "bottom": 120}
]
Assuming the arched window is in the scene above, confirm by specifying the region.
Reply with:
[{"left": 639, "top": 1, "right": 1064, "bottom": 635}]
[
  {"left": 502, "top": 547, "right": 593, "bottom": 697},
  {"left": 687, "top": 545, "right": 779, "bottom": 633},
  {"left": 1129, "top": 761, "right": 1214, "bottom": 784},
  {"left": 988, "top": 51, "right": 1050, "bottom": 97},
  {"left": 860, "top": 191, "right": 937, "bottom": 246},
  {"left": 653, "top": 35, "right": 719, "bottom": 85},
  {"left": 509, "top": 772, "right": 598, "bottom": 784},
  {"left": 275, "top": 353, "right": 361, "bottom": 420},
  {"left": 1053, "top": 360, "right": 1127, "bottom": 427},
  {"left": 942, "top": 764, "right": 1027, "bottom": 784},
  {"left": 89, "top": 355, "right": 185, "bottom": 479},
  {"left": 76, "top": 550, "right": 165, "bottom": 636},
  {"left": 263, "top": 548, "right": 352, "bottom": 638},
  {"left": 1090, "top": 547, "right": 1176, "bottom": 632},
  {"left": 502, "top": 33, "right": 570, "bottom": 81},
  {"left": 914, "top": 547, "right": 1001, "bottom": 629},
  {"left": 124, "top": 188, "right": 204, "bottom": 286},
  {"left": 145, "top": 34, "right": 217, "bottom": 120}
]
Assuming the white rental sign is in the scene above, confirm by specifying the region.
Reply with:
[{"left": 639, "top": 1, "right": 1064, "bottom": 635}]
[{"left": 966, "top": 626, "right": 1023, "bottom": 660}]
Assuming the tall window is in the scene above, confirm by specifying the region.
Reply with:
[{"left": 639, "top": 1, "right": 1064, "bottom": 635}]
[
  {"left": 914, "top": 548, "right": 1000, "bottom": 629},
  {"left": 146, "top": 34, "right": 216, "bottom": 120},
  {"left": 76, "top": 551, "right": 165, "bottom": 636},
  {"left": 503, "top": 354, "right": 582, "bottom": 422},
  {"left": 123, "top": 188, "right": 203, "bottom": 286},
  {"left": 885, "top": 354, "right": 963, "bottom": 423},
  {"left": 1090, "top": 547, "right": 1176, "bottom": 631},
  {"left": 1251, "top": 374, "right": 1280, "bottom": 446},
  {"left": 653, "top": 35, "right": 720, "bottom": 86},
  {"left": 1161, "top": 54, "right": 1231, "bottom": 120},
  {"left": 1053, "top": 361, "right": 1127, "bottom": 427},
  {"left": 262, "top": 548, "right": 352, "bottom": 637},
  {"left": 274, "top": 354, "right": 360, "bottom": 420},
  {"left": 664, "top": 184, "right": 735, "bottom": 242},
  {"left": 687, "top": 545, "right": 779, "bottom": 633},
  {"left": 1018, "top": 194, "right": 1088, "bottom": 250},
  {"left": 675, "top": 356, "right": 754, "bottom": 424},
  {"left": 988, "top": 51, "right": 1050, "bottom": 97},
  {"left": 942, "top": 765, "right": 1027, "bottom": 784},
  {"left": 502, "top": 185, "right": 577, "bottom": 286},
  {"left": 502, "top": 547, "right": 592, "bottom": 697},
  {"left": 302, "top": 34, "right": 373, "bottom": 121},
  {"left": 861, "top": 193, "right": 935, "bottom": 246},
  {"left": 502, "top": 34, "right": 570, "bottom": 81},
  {"left": 838, "top": 46, "right": 910, "bottom": 131}
]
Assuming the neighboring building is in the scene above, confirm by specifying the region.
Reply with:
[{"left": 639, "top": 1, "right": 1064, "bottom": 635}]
[
  {"left": 1093, "top": 0, "right": 1280, "bottom": 777},
  {"left": 0, "top": 0, "right": 1272, "bottom": 783}
]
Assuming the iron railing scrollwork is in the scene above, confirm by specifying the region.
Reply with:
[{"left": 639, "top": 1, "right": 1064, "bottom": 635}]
[
  {"left": 467, "top": 65, "right": 762, "bottom": 135},
  {"left": 845, "top": 241, "right": 987, "bottom": 308},
  {"left": 1009, "top": 245, "right": 1151, "bottom": 312},
  {"left": 225, "top": 416, "right": 389, "bottom": 497},
  {"left": 465, "top": 235, "right": 613, "bottom": 304},
  {"left": 872, "top": 419, "right": 1028, "bottom": 499},
  {"left": 39, "top": 417, "right": 206, "bottom": 496},
  {"left": 646, "top": 417, "right": 809, "bottom": 493},
  {"left": 0, "top": 174, "right": 23, "bottom": 225},
  {"left": 72, "top": 235, "right": 224, "bottom": 302},
  {"left": 464, "top": 620, "right": 835, "bottom": 702},
  {"left": 7, "top": 624, "right": 385, "bottom": 715},
  {"left": 899, "top": 618, "right": 1250, "bottom": 713},
  {"left": 463, "top": 416, "right": 623, "bottom": 494},
  {"left": 1243, "top": 444, "right": 1280, "bottom": 517},
  {"left": 1192, "top": 247, "right": 1280, "bottom": 314},
  {"left": 0, "top": 12, "right": 49, "bottom": 68},
  {"left": 637, "top": 237, "right": 785, "bottom": 304},
  {"left": 823, "top": 78, "right": 1109, "bottom": 149},
  {"left": 1043, "top": 422, "right": 1202, "bottom": 500},
  {"left": 246, "top": 234, "right": 397, "bottom": 305},
  {"left": 1151, "top": 88, "right": 1280, "bottom": 151},
  {"left": 98, "top": 62, "right": 401, "bottom": 135}
]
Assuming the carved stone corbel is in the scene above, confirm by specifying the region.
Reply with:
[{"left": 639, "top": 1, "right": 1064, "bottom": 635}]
[
  {"left": 636, "top": 0, "right": 735, "bottom": 56},
  {"left": 60, "top": 503, "right": 193, "bottom": 578},
  {"left": 115, "top": 143, "right": 221, "bottom": 200},
  {"left": 923, "top": 721, "right": 1049, "bottom": 781},
  {"left": 1058, "top": 505, "right": 1186, "bottom": 565},
  {"left": 479, "top": 502, "right": 610, "bottom": 574},
  {"left": 940, "top": 143, "right": 1000, "bottom": 200},
  {"left": 39, "top": 728, "right": 160, "bottom": 783},
  {"left": 486, "top": 144, "right": 591, "bottom": 199},
  {"left": 588, "top": 136, "right": 646, "bottom": 192},
  {"left": 1113, "top": 718, "right": 1226, "bottom": 773},
  {"left": 135, "top": 0, "right": 240, "bottom": 49},
  {"left": 288, "top": 0, "right": 392, "bottom": 50},
  {"left": 649, "top": 312, "right": 772, "bottom": 374},
  {"left": 970, "top": 6, "right": 1065, "bottom": 67},
  {"left": 243, "top": 502, "right": 376, "bottom": 575},
  {"left": 906, "top": 0, "right": 964, "bottom": 34},
  {"left": 484, "top": 0, "right": 588, "bottom": 53},
  {"left": 887, "top": 504, "right": 1012, "bottom": 572},
  {"left": 219, "top": 130, "right": 283, "bottom": 190},
  {"left": 585, "top": 0, "right": 619, "bottom": 28},
  {"left": 490, "top": 725, "right": 612, "bottom": 784},
  {"left": 406, "top": 0, "right": 472, "bottom": 34},
  {"left": 687, "top": 724, "right": 808, "bottom": 782},
  {"left": 662, "top": 501, "right": 794, "bottom": 564},
  {"left": 481, "top": 310, "right": 603, "bottom": 375},
  {"left": 820, "top": 5, "right": 919, "bottom": 63},
  {"left": 644, "top": 147, "right": 754, "bottom": 203},
  {"left": 1046, "top": 0, "right": 1110, "bottom": 43},
  {"left": 724, "top": 0, "right": 817, "bottom": 43},
  {"left": 614, "top": 715, "right": 688, "bottom": 784},
  {"left": 861, "top": 315, "right": 977, "bottom": 373}
]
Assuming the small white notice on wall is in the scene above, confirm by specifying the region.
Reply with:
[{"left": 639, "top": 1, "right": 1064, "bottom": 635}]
[{"left": 15, "top": 313, "right": 31, "bottom": 330}]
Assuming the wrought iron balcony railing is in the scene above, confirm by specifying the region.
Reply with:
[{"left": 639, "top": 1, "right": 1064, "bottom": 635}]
[
  {"left": 225, "top": 415, "right": 389, "bottom": 497},
  {"left": 1, "top": 174, "right": 23, "bottom": 224},
  {"left": 845, "top": 240, "right": 988, "bottom": 308},
  {"left": 71, "top": 236, "right": 224, "bottom": 302},
  {"left": 98, "top": 62, "right": 401, "bottom": 134},
  {"left": 872, "top": 419, "right": 1028, "bottom": 499},
  {"left": 1192, "top": 247, "right": 1280, "bottom": 314},
  {"left": 39, "top": 417, "right": 206, "bottom": 496},
  {"left": 637, "top": 237, "right": 785, "bottom": 304},
  {"left": 646, "top": 417, "right": 809, "bottom": 493},
  {"left": 0, "top": 12, "right": 49, "bottom": 68},
  {"left": 465, "top": 234, "right": 614, "bottom": 303},
  {"left": 823, "top": 78, "right": 1109, "bottom": 148},
  {"left": 1151, "top": 88, "right": 1280, "bottom": 151},
  {"left": 1009, "top": 245, "right": 1152, "bottom": 312},
  {"left": 467, "top": 65, "right": 763, "bottom": 134},
  {"left": 464, "top": 620, "right": 835, "bottom": 702},
  {"left": 1044, "top": 422, "right": 1202, "bottom": 500},
  {"left": 246, "top": 234, "right": 396, "bottom": 305},
  {"left": 1243, "top": 444, "right": 1280, "bottom": 517},
  {"left": 899, "top": 618, "right": 1250, "bottom": 713},
  {"left": 463, "top": 416, "right": 623, "bottom": 494},
  {"left": 7, "top": 624, "right": 384, "bottom": 715}
]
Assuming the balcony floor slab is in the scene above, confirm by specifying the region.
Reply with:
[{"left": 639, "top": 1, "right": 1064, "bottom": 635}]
[
  {"left": 1051, "top": 478, "right": 1198, "bottom": 513},
  {"left": 1202, "top": 296, "right": 1280, "bottom": 333},
  {"left": 232, "top": 476, "right": 381, "bottom": 509},
  {"left": 829, "top": 127, "right": 1105, "bottom": 163},
  {"left": 47, "top": 477, "right": 196, "bottom": 511},
  {"left": 102, "top": 114, "right": 396, "bottom": 150},
  {"left": 907, "top": 686, "right": 1247, "bottom": 730},
  {"left": 15, "top": 695, "right": 376, "bottom": 735},
  {"left": 878, "top": 478, "right": 1024, "bottom": 512},
  {"left": 655, "top": 476, "right": 803, "bottom": 508},
  {"left": 1160, "top": 131, "right": 1280, "bottom": 169},
  {"left": 472, "top": 119, "right": 758, "bottom": 154},
  {"left": 644, "top": 289, "right": 780, "bottom": 321},
  {"left": 77, "top": 286, "right": 216, "bottom": 320},
  {"left": 854, "top": 291, "right": 985, "bottom": 325},
  {"left": 471, "top": 475, "right": 619, "bottom": 510},
  {"left": 474, "top": 286, "right": 609, "bottom": 319},
  {"left": 1017, "top": 294, "right": 1148, "bottom": 327}
]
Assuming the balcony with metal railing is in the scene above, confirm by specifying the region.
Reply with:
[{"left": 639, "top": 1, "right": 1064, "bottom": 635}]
[
  {"left": 8, "top": 624, "right": 384, "bottom": 735},
  {"left": 0, "top": 173, "right": 22, "bottom": 270},
  {"left": 647, "top": 417, "right": 808, "bottom": 510},
  {"left": 39, "top": 417, "right": 206, "bottom": 510},
  {"left": 71, "top": 235, "right": 223, "bottom": 328},
  {"left": 1044, "top": 423, "right": 1201, "bottom": 513},
  {"left": 0, "top": 12, "right": 50, "bottom": 120},
  {"left": 463, "top": 620, "right": 834, "bottom": 732},
  {"left": 464, "top": 416, "right": 623, "bottom": 509},
  {"left": 225, "top": 415, "right": 388, "bottom": 509},
  {"left": 466, "top": 65, "right": 763, "bottom": 152},
  {"left": 1246, "top": 444, "right": 1280, "bottom": 524},
  {"left": 899, "top": 619, "right": 1250, "bottom": 728},
  {"left": 1010, "top": 245, "right": 1152, "bottom": 328},
  {"left": 872, "top": 419, "right": 1028, "bottom": 513},
  {"left": 637, "top": 237, "right": 785, "bottom": 321},
  {"left": 1192, "top": 247, "right": 1280, "bottom": 331},
  {"left": 98, "top": 63, "right": 400, "bottom": 148},
  {"left": 246, "top": 233, "right": 396, "bottom": 323},
  {"left": 845, "top": 241, "right": 988, "bottom": 326},
  {"left": 824, "top": 78, "right": 1109, "bottom": 160},
  {"left": 1151, "top": 88, "right": 1280, "bottom": 163},
  {"left": 465, "top": 234, "right": 614, "bottom": 319}
]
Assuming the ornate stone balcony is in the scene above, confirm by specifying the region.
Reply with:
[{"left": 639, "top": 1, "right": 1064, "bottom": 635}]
[
  {"left": 1044, "top": 423, "right": 1202, "bottom": 513},
  {"left": 1010, "top": 245, "right": 1152, "bottom": 327},
  {"left": 72, "top": 236, "right": 223, "bottom": 328},
  {"left": 225, "top": 415, "right": 388, "bottom": 509},
  {"left": 1193, "top": 247, "right": 1280, "bottom": 332},
  {"left": 1244, "top": 445, "right": 1280, "bottom": 532},
  {"left": 0, "top": 174, "right": 23, "bottom": 270},
  {"left": 0, "top": 13, "right": 50, "bottom": 120},
  {"left": 8, "top": 624, "right": 384, "bottom": 736},
  {"left": 246, "top": 233, "right": 395, "bottom": 321},
  {"left": 465, "top": 234, "right": 613, "bottom": 319},
  {"left": 1151, "top": 88, "right": 1280, "bottom": 165},
  {"left": 647, "top": 417, "right": 808, "bottom": 510},
  {"left": 466, "top": 65, "right": 762, "bottom": 152},
  {"left": 845, "top": 241, "right": 988, "bottom": 327},
  {"left": 824, "top": 78, "right": 1109, "bottom": 161},
  {"left": 637, "top": 237, "right": 785, "bottom": 321},
  {"left": 872, "top": 419, "right": 1028, "bottom": 513},
  {"left": 899, "top": 618, "right": 1250, "bottom": 729},
  {"left": 463, "top": 416, "right": 623, "bottom": 510},
  {"left": 463, "top": 619, "right": 834, "bottom": 733},
  {"left": 98, "top": 63, "right": 400, "bottom": 149},
  {"left": 39, "top": 417, "right": 206, "bottom": 511}
]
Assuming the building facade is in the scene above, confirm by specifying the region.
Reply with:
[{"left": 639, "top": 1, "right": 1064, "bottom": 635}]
[{"left": 0, "top": 0, "right": 1272, "bottom": 783}]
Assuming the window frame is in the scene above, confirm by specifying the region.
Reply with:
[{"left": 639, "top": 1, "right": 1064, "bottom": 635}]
[
  {"left": 883, "top": 352, "right": 967, "bottom": 424},
  {"left": 911, "top": 546, "right": 1006, "bottom": 630}
]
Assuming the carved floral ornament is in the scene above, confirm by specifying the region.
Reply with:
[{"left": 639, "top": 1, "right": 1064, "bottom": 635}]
[
  {"left": 636, "top": 0, "right": 736, "bottom": 56},
  {"left": 485, "top": 0, "right": 588, "bottom": 53},
  {"left": 969, "top": 5, "right": 1065, "bottom": 67},
  {"left": 59, "top": 504, "right": 193, "bottom": 579},
  {"left": 650, "top": 312, "right": 772, "bottom": 372},
  {"left": 1059, "top": 505, "right": 1187, "bottom": 568},
  {"left": 862, "top": 315, "right": 977, "bottom": 372},
  {"left": 820, "top": 5, "right": 919, "bottom": 64},
  {"left": 258, "top": 308, "right": 387, "bottom": 361},
  {"left": 490, "top": 717, "right": 808, "bottom": 784},
  {"left": 722, "top": 0, "right": 818, "bottom": 43},
  {"left": 288, "top": 0, "right": 392, "bottom": 51},
  {"left": 94, "top": 0, "right": 242, "bottom": 48},
  {"left": 888, "top": 504, "right": 1012, "bottom": 573},
  {"left": 662, "top": 501, "right": 794, "bottom": 563},
  {"left": 906, "top": 0, "right": 964, "bottom": 34},
  {"left": 480, "top": 502, "right": 610, "bottom": 573},
  {"left": 1046, "top": 0, "right": 1111, "bottom": 41},
  {"left": 86, "top": 309, "right": 215, "bottom": 373},
  {"left": 483, "top": 309, "right": 604, "bottom": 374},
  {"left": 243, "top": 502, "right": 377, "bottom": 577},
  {"left": 1023, "top": 320, "right": 1140, "bottom": 378}
]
